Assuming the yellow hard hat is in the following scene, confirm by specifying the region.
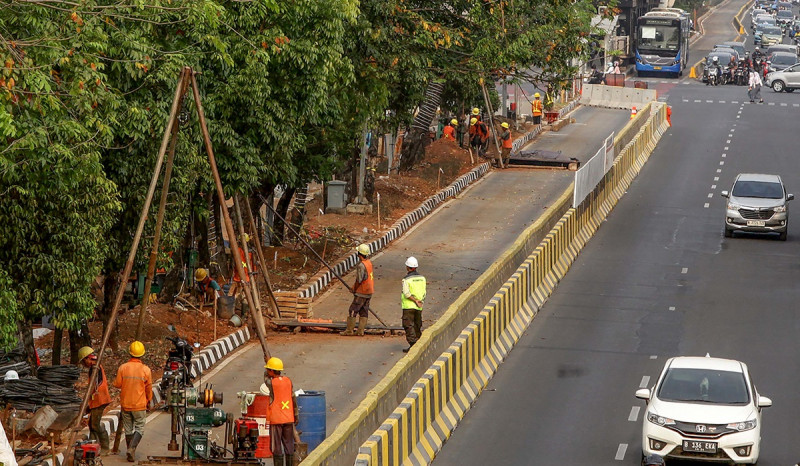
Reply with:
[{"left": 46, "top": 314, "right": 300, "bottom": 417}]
[
  {"left": 195, "top": 268, "right": 208, "bottom": 281},
  {"left": 450, "top": 119, "right": 458, "bottom": 125},
  {"left": 239, "top": 233, "right": 250, "bottom": 243},
  {"left": 77, "top": 346, "right": 95, "bottom": 362},
  {"left": 357, "top": 244, "right": 370, "bottom": 256},
  {"left": 265, "top": 357, "right": 284, "bottom": 371},
  {"left": 501, "top": 122, "right": 510, "bottom": 129},
  {"left": 470, "top": 117, "right": 477, "bottom": 125},
  {"left": 129, "top": 341, "right": 146, "bottom": 358},
  {"left": 471, "top": 108, "right": 480, "bottom": 115},
  {"left": 534, "top": 92, "right": 541, "bottom": 98}
]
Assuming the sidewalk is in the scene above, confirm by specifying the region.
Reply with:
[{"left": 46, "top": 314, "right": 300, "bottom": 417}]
[{"left": 103, "top": 105, "right": 631, "bottom": 465}]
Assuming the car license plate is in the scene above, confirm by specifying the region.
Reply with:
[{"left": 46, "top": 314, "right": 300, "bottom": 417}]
[
  {"left": 653, "top": 66, "right": 662, "bottom": 70},
  {"left": 747, "top": 220, "right": 766, "bottom": 226},
  {"left": 683, "top": 440, "right": 717, "bottom": 453}
]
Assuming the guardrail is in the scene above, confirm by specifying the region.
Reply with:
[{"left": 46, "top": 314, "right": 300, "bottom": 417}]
[{"left": 351, "top": 102, "right": 670, "bottom": 466}]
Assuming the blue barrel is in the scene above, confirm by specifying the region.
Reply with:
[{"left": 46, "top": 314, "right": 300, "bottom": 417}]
[{"left": 296, "top": 390, "right": 326, "bottom": 452}]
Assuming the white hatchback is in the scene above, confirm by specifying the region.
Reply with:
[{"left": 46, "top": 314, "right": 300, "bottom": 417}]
[{"left": 635, "top": 356, "right": 772, "bottom": 464}]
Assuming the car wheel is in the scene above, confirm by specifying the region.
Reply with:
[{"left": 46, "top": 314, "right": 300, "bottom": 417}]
[
  {"left": 773, "top": 80, "right": 786, "bottom": 92},
  {"left": 779, "top": 231, "right": 787, "bottom": 241},
  {"left": 724, "top": 228, "right": 733, "bottom": 238}
]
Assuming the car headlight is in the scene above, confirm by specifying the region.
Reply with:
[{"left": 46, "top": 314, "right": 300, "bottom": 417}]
[
  {"left": 647, "top": 412, "right": 676, "bottom": 426},
  {"left": 774, "top": 205, "right": 787, "bottom": 212},
  {"left": 727, "top": 419, "right": 757, "bottom": 431},
  {"left": 727, "top": 202, "right": 742, "bottom": 210}
]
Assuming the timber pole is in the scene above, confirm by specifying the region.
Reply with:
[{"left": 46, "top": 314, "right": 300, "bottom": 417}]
[
  {"left": 232, "top": 195, "right": 263, "bottom": 316},
  {"left": 240, "top": 195, "right": 281, "bottom": 318}
]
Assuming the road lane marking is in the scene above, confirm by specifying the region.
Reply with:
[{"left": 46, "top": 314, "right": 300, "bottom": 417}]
[
  {"left": 720, "top": 161, "right": 725, "bottom": 165},
  {"left": 708, "top": 193, "right": 713, "bottom": 198},
  {"left": 704, "top": 203, "right": 710, "bottom": 208},
  {"left": 722, "top": 154, "right": 726, "bottom": 158},
  {"left": 640, "top": 375, "right": 651, "bottom": 388},
  {"left": 650, "top": 355, "right": 658, "bottom": 359},
  {"left": 768, "top": 102, "right": 775, "bottom": 106},
  {"left": 730, "top": 128, "right": 735, "bottom": 132},
  {"left": 732, "top": 101, "right": 739, "bottom": 104},
  {"left": 720, "top": 100, "right": 726, "bottom": 103},
  {"left": 615, "top": 444, "right": 628, "bottom": 460},
  {"left": 681, "top": 267, "right": 688, "bottom": 274},
  {"left": 726, "top": 139, "right": 731, "bottom": 143},
  {"left": 714, "top": 177, "right": 719, "bottom": 181},
  {"left": 728, "top": 134, "right": 732, "bottom": 138},
  {"left": 669, "top": 306, "right": 675, "bottom": 311},
  {"left": 717, "top": 169, "right": 722, "bottom": 173},
  {"left": 737, "top": 115, "right": 740, "bottom": 119},
  {"left": 629, "top": 406, "right": 640, "bottom": 422},
  {"left": 724, "top": 146, "right": 729, "bottom": 150},
  {"left": 781, "top": 103, "right": 787, "bottom": 107},
  {"left": 794, "top": 104, "right": 800, "bottom": 107},
  {"left": 694, "top": 99, "right": 701, "bottom": 103},
  {"left": 711, "top": 184, "right": 716, "bottom": 189},
  {"left": 706, "top": 100, "right": 713, "bottom": 103}
]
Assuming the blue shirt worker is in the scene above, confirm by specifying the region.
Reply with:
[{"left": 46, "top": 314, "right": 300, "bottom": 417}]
[{"left": 401, "top": 256, "right": 427, "bottom": 353}]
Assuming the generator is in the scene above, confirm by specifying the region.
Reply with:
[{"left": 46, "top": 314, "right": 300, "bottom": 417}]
[{"left": 231, "top": 418, "right": 260, "bottom": 459}]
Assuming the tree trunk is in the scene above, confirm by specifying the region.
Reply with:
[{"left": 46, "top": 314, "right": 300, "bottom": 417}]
[
  {"left": 52, "top": 327, "right": 63, "bottom": 365},
  {"left": 273, "top": 187, "right": 296, "bottom": 244},
  {"left": 399, "top": 81, "right": 445, "bottom": 171},
  {"left": 17, "top": 320, "right": 37, "bottom": 377},
  {"left": 68, "top": 320, "right": 91, "bottom": 365},
  {"left": 101, "top": 273, "right": 120, "bottom": 352}
]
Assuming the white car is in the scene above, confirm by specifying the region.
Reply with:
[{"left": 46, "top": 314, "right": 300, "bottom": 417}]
[{"left": 635, "top": 355, "right": 772, "bottom": 464}]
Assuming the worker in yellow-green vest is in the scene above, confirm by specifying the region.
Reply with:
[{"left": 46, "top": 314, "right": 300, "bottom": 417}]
[{"left": 401, "top": 256, "right": 427, "bottom": 353}]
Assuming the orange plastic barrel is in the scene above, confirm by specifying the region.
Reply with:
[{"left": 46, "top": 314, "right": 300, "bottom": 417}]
[
  {"left": 253, "top": 417, "right": 272, "bottom": 458},
  {"left": 246, "top": 394, "right": 270, "bottom": 417}
]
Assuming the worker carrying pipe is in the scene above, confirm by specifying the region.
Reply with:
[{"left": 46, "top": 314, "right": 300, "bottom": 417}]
[
  {"left": 78, "top": 346, "right": 112, "bottom": 455},
  {"left": 341, "top": 244, "right": 374, "bottom": 336}
]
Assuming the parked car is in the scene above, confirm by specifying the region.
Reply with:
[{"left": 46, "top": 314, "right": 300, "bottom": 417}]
[
  {"left": 767, "top": 51, "right": 798, "bottom": 72},
  {"left": 636, "top": 355, "right": 772, "bottom": 464},
  {"left": 766, "top": 62, "right": 800, "bottom": 91},
  {"left": 721, "top": 173, "right": 793, "bottom": 240}
]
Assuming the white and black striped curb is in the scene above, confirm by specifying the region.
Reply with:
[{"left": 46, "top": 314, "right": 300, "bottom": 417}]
[
  {"left": 558, "top": 98, "right": 581, "bottom": 120},
  {"left": 42, "top": 326, "right": 253, "bottom": 465},
  {"left": 299, "top": 163, "right": 492, "bottom": 299}
]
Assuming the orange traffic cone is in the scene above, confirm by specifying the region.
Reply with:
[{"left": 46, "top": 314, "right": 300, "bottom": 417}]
[
  {"left": 630, "top": 106, "right": 638, "bottom": 119},
  {"left": 667, "top": 105, "right": 672, "bottom": 126}
]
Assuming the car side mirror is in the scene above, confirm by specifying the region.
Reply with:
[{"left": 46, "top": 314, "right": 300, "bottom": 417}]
[
  {"left": 788, "top": 193, "right": 795, "bottom": 201},
  {"left": 757, "top": 395, "right": 773, "bottom": 408},
  {"left": 721, "top": 191, "right": 730, "bottom": 198},
  {"left": 635, "top": 388, "right": 651, "bottom": 400}
]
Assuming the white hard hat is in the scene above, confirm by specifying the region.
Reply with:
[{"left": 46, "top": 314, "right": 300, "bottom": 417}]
[
  {"left": 405, "top": 256, "right": 419, "bottom": 268},
  {"left": 4, "top": 370, "right": 18, "bottom": 381}
]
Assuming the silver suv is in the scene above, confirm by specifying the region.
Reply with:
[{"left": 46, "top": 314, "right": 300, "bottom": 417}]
[
  {"left": 721, "top": 173, "right": 793, "bottom": 240},
  {"left": 766, "top": 63, "right": 800, "bottom": 92}
]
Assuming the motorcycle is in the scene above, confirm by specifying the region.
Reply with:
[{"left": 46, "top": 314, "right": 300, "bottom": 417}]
[
  {"left": 158, "top": 325, "right": 199, "bottom": 401},
  {"left": 734, "top": 65, "right": 747, "bottom": 86}
]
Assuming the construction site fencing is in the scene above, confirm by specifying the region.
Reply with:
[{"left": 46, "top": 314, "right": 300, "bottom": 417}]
[{"left": 348, "top": 102, "right": 669, "bottom": 466}]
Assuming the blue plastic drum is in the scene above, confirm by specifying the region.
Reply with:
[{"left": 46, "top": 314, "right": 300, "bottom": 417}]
[{"left": 296, "top": 390, "right": 326, "bottom": 452}]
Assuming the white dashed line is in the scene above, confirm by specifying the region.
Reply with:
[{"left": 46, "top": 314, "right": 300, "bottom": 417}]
[
  {"left": 711, "top": 184, "right": 716, "bottom": 189},
  {"left": 720, "top": 161, "right": 725, "bottom": 165},
  {"left": 704, "top": 203, "right": 710, "bottom": 208},
  {"left": 640, "top": 375, "right": 651, "bottom": 387},
  {"left": 768, "top": 102, "right": 775, "bottom": 106},
  {"left": 716, "top": 169, "right": 722, "bottom": 173},
  {"left": 615, "top": 444, "right": 628, "bottom": 461},
  {"left": 629, "top": 406, "right": 641, "bottom": 422},
  {"left": 732, "top": 101, "right": 739, "bottom": 104},
  {"left": 794, "top": 104, "right": 799, "bottom": 107},
  {"left": 650, "top": 355, "right": 658, "bottom": 359},
  {"left": 722, "top": 154, "right": 726, "bottom": 158},
  {"left": 681, "top": 267, "right": 688, "bottom": 274},
  {"left": 714, "top": 177, "right": 719, "bottom": 181},
  {"left": 730, "top": 128, "right": 735, "bottom": 132},
  {"left": 724, "top": 147, "right": 729, "bottom": 150},
  {"left": 737, "top": 115, "right": 740, "bottom": 118},
  {"left": 707, "top": 193, "right": 713, "bottom": 198},
  {"left": 726, "top": 139, "right": 731, "bottom": 143},
  {"left": 694, "top": 99, "right": 702, "bottom": 103},
  {"left": 706, "top": 100, "right": 714, "bottom": 103},
  {"left": 728, "top": 134, "right": 732, "bottom": 138},
  {"left": 781, "top": 103, "right": 787, "bottom": 107}
]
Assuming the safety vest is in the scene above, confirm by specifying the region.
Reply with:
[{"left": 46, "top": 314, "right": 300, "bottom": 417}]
[
  {"left": 442, "top": 125, "right": 456, "bottom": 140},
  {"left": 501, "top": 130, "right": 512, "bottom": 149},
  {"left": 532, "top": 99, "right": 543, "bottom": 116},
  {"left": 269, "top": 376, "right": 295, "bottom": 425},
  {"left": 89, "top": 365, "right": 112, "bottom": 409},
  {"left": 232, "top": 247, "right": 250, "bottom": 283},
  {"left": 354, "top": 259, "right": 374, "bottom": 295},
  {"left": 401, "top": 273, "right": 427, "bottom": 310}
]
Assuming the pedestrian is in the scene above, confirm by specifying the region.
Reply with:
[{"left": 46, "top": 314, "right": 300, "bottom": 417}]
[
  {"left": 113, "top": 341, "right": 152, "bottom": 462},
  {"left": 401, "top": 256, "right": 427, "bottom": 353},
  {"left": 532, "top": 92, "right": 543, "bottom": 125},
  {"left": 442, "top": 119, "right": 457, "bottom": 141},
  {"left": 228, "top": 234, "right": 252, "bottom": 303},
  {"left": 264, "top": 357, "right": 298, "bottom": 466},
  {"left": 78, "top": 346, "right": 111, "bottom": 455},
  {"left": 748, "top": 68, "right": 763, "bottom": 103},
  {"left": 195, "top": 268, "right": 221, "bottom": 312},
  {"left": 500, "top": 122, "right": 513, "bottom": 167},
  {"left": 341, "top": 244, "right": 373, "bottom": 336}
]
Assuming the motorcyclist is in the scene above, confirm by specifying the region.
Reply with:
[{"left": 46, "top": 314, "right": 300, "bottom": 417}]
[
  {"left": 728, "top": 55, "right": 737, "bottom": 81},
  {"left": 588, "top": 63, "right": 604, "bottom": 84},
  {"left": 752, "top": 46, "right": 765, "bottom": 63},
  {"left": 706, "top": 56, "right": 722, "bottom": 85},
  {"left": 742, "top": 51, "right": 753, "bottom": 70}
]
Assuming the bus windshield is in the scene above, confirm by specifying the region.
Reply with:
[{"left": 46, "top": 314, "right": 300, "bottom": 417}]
[{"left": 638, "top": 24, "right": 681, "bottom": 51}]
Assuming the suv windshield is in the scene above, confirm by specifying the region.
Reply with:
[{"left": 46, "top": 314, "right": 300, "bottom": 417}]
[
  {"left": 658, "top": 368, "right": 750, "bottom": 404},
  {"left": 772, "top": 54, "right": 796, "bottom": 65},
  {"left": 733, "top": 180, "right": 784, "bottom": 198}
]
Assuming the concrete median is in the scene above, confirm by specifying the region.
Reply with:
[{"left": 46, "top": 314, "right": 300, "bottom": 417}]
[{"left": 580, "top": 83, "right": 657, "bottom": 110}]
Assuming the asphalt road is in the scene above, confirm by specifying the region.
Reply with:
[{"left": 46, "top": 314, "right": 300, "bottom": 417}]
[{"left": 433, "top": 54, "right": 800, "bottom": 466}]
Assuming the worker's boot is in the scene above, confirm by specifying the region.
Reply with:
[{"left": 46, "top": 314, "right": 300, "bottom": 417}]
[
  {"left": 272, "top": 454, "right": 285, "bottom": 466},
  {"left": 356, "top": 317, "right": 368, "bottom": 336},
  {"left": 288, "top": 453, "right": 298, "bottom": 466},
  {"left": 340, "top": 316, "right": 356, "bottom": 336},
  {"left": 127, "top": 432, "right": 142, "bottom": 462},
  {"left": 98, "top": 429, "right": 111, "bottom": 455},
  {"left": 124, "top": 434, "right": 133, "bottom": 460}
]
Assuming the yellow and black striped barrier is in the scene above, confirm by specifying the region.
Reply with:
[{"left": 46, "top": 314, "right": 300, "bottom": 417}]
[{"left": 347, "top": 103, "right": 669, "bottom": 466}]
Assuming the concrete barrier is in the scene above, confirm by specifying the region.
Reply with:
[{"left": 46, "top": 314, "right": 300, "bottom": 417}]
[
  {"left": 351, "top": 103, "right": 670, "bottom": 466},
  {"left": 580, "top": 83, "right": 657, "bottom": 109}
]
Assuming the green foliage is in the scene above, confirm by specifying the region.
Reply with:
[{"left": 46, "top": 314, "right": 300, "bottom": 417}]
[{"left": 0, "top": 268, "right": 20, "bottom": 350}]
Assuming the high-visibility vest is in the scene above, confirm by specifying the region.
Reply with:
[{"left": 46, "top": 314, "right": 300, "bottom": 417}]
[
  {"left": 401, "top": 273, "right": 427, "bottom": 310},
  {"left": 501, "top": 130, "right": 512, "bottom": 149},
  {"left": 532, "top": 99, "right": 543, "bottom": 116},
  {"left": 89, "top": 365, "right": 112, "bottom": 409},
  {"left": 353, "top": 259, "right": 374, "bottom": 295},
  {"left": 232, "top": 247, "right": 250, "bottom": 283},
  {"left": 269, "top": 376, "right": 295, "bottom": 425},
  {"left": 442, "top": 125, "right": 456, "bottom": 140},
  {"left": 113, "top": 358, "right": 153, "bottom": 411}
]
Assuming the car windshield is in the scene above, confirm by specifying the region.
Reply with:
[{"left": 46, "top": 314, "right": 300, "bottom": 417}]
[
  {"left": 732, "top": 180, "right": 784, "bottom": 198},
  {"left": 757, "top": 16, "right": 777, "bottom": 24},
  {"left": 772, "top": 54, "right": 796, "bottom": 65},
  {"left": 777, "top": 10, "right": 793, "bottom": 17},
  {"left": 707, "top": 53, "right": 732, "bottom": 63},
  {"left": 764, "top": 26, "right": 782, "bottom": 34},
  {"left": 658, "top": 368, "right": 750, "bottom": 404}
]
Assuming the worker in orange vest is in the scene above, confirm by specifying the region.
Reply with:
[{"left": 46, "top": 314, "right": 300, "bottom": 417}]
[
  {"left": 79, "top": 346, "right": 112, "bottom": 454},
  {"left": 499, "top": 122, "right": 513, "bottom": 167},
  {"left": 228, "top": 233, "right": 252, "bottom": 300},
  {"left": 532, "top": 92, "right": 543, "bottom": 125},
  {"left": 265, "top": 357, "right": 299, "bottom": 466},
  {"left": 342, "top": 244, "right": 374, "bottom": 336},
  {"left": 442, "top": 119, "right": 457, "bottom": 141},
  {"left": 113, "top": 341, "right": 152, "bottom": 462}
]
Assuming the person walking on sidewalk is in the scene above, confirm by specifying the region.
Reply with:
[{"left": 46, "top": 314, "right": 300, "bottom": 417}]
[
  {"left": 264, "top": 357, "right": 298, "bottom": 466},
  {"left": 342, "top": 244, "right": 373, "bottom": 336},
  {"left": 532, "top": 93, "right": 543, "bottom": 125},
  {"left": 500, "top": 122, "right": 513, "bottom": 167},
  {"left": 78, "top": 346, "right": 111, "bottom": 454},
  {"left": 401, "top": 256, "right": 427, "bottom": 353},
  {"left": 748, "top": 68, "right": 763, "bottom": 104},
  {"left": 113, "top": 341, "right": 152, "bottom": 462},
  {"left": 442, "top": 119, "right": 457, "bottom": 141}
]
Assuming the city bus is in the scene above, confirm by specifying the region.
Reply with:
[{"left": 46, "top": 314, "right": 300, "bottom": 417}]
[{"left": 635, "top": 11, "right": 691, "bottom": 76}]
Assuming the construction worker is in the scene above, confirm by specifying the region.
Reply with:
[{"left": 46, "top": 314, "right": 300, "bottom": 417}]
[
  {"left": 442, "top": 119, "right": 457, "bottom": 141},
  {"left": 228, "top": 234, "right": 251, "bottom": 301},
  {"left": 78, "top": 346, "right": 111, "bottom": 454},
  {"left": 470, "top": 118, "right": 489, "bottom": 157},
  {"left": 195, "top": 268, "right": 221, "bottom": 312},
  {"left": 401, "top": 257, "right": 427, "bottom": 353},
  {"left": 532, "top": 93, "right": 543, "bottom": 125},
  {"left": 113, "top": 341, "right": 152, "bottom": 462},
  {"left": 264, "top": 357, "right": 298, "bottom": 466},
  {"left": 471, "top": 107, "right": 481, "bottom": 121},
  {"left": 499, "top": 122, "right": 513, "bottom": 167},
  {"left": 341, "top": 244, "right": 373, "bottom": 336}
]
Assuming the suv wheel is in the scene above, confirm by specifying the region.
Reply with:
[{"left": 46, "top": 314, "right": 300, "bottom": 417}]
[
  {"left": 724, "top": 227, "right": 733, "bottom": 238},
  {"left": 773, "top": 80, "right": 786, "bottom": 92},
  {"left": 779, "top": 231, "right": 787, "bottom": 241}
]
